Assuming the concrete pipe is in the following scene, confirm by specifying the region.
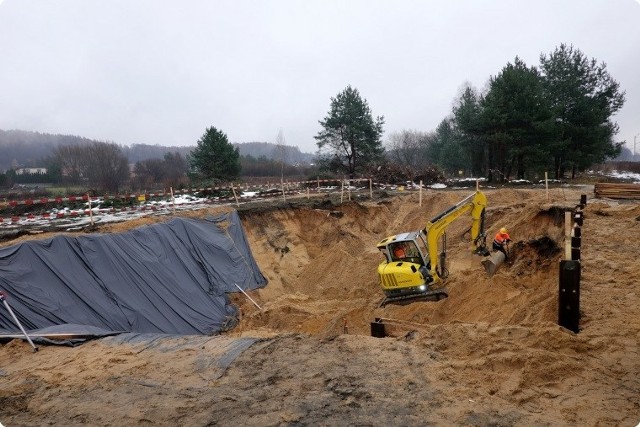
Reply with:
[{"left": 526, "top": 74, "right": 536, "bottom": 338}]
[{"left": 481, "top": 251, "right": 506, "bottom": 277}]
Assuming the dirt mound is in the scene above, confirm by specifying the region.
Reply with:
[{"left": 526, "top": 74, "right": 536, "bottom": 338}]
[{"left": 1, "top": 187, "right": 639, "bottom": 425}]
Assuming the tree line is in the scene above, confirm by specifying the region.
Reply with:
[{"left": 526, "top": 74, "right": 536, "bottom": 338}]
[
  {"left": 0, "top": 129, "right": 319, "bottom": 192},
  {"left": 0, "top": 136, "right": 318, "bottom": 192},
  {"left": 316, "top": 44, "right": 627, "bottom": 182}
]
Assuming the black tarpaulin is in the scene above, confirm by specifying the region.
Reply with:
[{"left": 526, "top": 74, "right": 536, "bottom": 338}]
[{"left": 0, "top": 211, "right": 267, "bottom": 336}]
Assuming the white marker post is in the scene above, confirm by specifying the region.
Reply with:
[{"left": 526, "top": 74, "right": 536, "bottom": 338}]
[
  {"left": 0, "top": 292, "right": 38, "bottom": 352},
  {"left": 564, "top": 211, "right": 572, "bottom": 260},
  {"left": 87, "top": 193, "right": 94, "bottom": 226},
  {"left": 234, "top": 284, "right": 262, "bottom": 310}
]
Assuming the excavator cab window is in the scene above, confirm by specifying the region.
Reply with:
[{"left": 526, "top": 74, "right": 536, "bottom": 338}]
[
  {"left": 390, "top": 240, "right": 424, "bottom": 265},
  {"left": 415, "top": 234, "right": 430, "bottom": 267}
]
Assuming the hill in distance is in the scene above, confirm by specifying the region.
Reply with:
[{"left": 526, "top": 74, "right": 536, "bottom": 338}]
[{"left": 0, "top": 129, "right": 315, "bottom": 171}]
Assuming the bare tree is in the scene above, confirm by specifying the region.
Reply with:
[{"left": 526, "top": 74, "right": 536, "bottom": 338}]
[
  {"left": 84, "top": 142, "right": 130, "bottom": 193},
  {"left": 132, "top": 152, "right": 188, "bottom": 191},
  {"left": 274, "top": 129, "right": 288, "bottom": 183},
  {"left": 53, "top": 142, "right": 129, "bottom": 192},
  {"left": 162, "top": 152, "right": 188, "bottom": 188},
  {"left": 53, "top": 145, "right": 86, "bottom": 185},
  {"left": 134, "top": 158, "right": 165, "bottom": 189},
  {"left": 387, "top": 130, "right": 435, "bottom": 170}
]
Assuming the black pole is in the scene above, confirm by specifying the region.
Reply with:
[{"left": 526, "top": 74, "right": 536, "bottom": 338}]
[{"left": 558, "top": 260, "right": 580, "bottom": 333}]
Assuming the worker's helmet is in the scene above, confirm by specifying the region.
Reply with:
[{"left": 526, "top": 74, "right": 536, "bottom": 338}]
[{"left": 500, "top": 227, "right": 508, "bottom": 234}]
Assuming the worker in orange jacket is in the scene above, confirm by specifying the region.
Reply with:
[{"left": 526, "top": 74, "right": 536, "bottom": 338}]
[
  {"left": 493, "top": 227, "right": 511, "bottom": 258},
  {"left": 393, "top": 242, "right": 407, "bottom": 259}
]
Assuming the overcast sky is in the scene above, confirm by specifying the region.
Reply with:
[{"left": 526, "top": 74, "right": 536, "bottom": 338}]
[{"left": 1, "top": 0, "right": 639, "bottom": 154}]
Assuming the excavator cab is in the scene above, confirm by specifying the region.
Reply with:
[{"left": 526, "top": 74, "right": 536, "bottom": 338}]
[
  {"left": 386, "top": 234, "right": 427, "bottom": 265},
  {"left": 376, "top": 231, "right": 437, "bottom": 303}
]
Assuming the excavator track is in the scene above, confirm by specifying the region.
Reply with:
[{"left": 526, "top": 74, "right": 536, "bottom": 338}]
[{"left": 379, "top": 288, "right": 448, "bottom": 307}]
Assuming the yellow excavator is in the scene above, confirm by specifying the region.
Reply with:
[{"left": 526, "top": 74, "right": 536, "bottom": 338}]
[{"left": 376, "top": 191, "right": 491, "bottom": 306}]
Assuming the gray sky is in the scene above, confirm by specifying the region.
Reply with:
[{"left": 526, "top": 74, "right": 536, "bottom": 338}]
[{"left": 1, "top": 0, "right": 639, "bottom": 154}]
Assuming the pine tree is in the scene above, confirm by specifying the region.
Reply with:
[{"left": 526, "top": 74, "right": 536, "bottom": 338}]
[
  {"left": 189, "top": 126, "right": 241, "bottom": 182},
  {"left": 539, "top": 44, "right": 625, "bottom": 178},
  {"left": 315, "top": 86, "right": 385, "bottom": 178}
]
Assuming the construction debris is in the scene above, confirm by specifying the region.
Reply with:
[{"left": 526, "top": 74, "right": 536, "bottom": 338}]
[{"left": 594, "top": 183, "right": 640, "bottom": 200}]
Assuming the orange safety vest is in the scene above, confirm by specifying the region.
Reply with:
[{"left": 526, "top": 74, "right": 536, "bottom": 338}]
[
  {"left": 493, "top": 231, "right": 511, "bottom": 246},
  {"left": 393, "top": 246, "right": 406, "bottom": 258}
]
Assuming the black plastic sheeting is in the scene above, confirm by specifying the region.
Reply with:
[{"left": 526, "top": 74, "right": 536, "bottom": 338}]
[
  {"left": 0, "top": 324, "right": 123, "bottom": 347},
  {"left": 0, "top": 211, "right": 267, "bottom": 337}
]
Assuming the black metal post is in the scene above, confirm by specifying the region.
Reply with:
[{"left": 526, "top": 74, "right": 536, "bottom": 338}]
[
  {"left": 574, "top": 211, "right": 584, "bottom": 226},
  {"left": 558, "top": 260, "right": 580, "bottom": 333},
  {"left": 580, "top": 194, "right": 587, "bottom": 207}
]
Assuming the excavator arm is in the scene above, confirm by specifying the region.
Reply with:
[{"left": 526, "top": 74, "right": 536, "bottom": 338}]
[{"left": 424, "top": 191, "right": 488, "bottom": 281}]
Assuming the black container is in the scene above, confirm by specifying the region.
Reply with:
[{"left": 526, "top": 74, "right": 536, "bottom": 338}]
[{"left": 370, "top": 318, "right": 386, "bottom": 338}]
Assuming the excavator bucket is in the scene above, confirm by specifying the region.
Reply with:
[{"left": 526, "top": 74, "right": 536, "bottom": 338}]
[{"left": 482, "top": 251, "right": 506, "bottom": 277}]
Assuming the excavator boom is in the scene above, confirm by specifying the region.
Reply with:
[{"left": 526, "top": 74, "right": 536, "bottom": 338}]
[{"left": 424, "top": 191, "right": 488, "bottom": 281}]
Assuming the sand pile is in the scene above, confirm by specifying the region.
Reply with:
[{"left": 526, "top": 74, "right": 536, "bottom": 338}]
[{"left": 1, "top": 187, "right": 639, "bottom": 425}]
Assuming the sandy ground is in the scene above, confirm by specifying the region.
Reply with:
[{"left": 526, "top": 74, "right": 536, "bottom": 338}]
[{"left": 1, "top": 187, "right": 639, "bottom": 426}]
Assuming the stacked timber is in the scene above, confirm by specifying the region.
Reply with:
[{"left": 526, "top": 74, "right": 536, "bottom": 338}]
[{"left": 594, "top": 182, "right": 640, "bottom": 200}]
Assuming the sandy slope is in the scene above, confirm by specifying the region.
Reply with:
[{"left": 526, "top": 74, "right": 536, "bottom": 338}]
[{"left": 1, "top": 187, "right": 639, "bottom": 426}]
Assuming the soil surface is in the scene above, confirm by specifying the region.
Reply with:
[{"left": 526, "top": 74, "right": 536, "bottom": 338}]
[{"left": 1, "top": 187, "right": 639, "bottom": 426}]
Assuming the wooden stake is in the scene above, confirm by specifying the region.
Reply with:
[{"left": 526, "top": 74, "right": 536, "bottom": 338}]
[
  {"left": 231, "top": 185, "right": 240, "bottom": 207},
  {"left": 564, "top": 211, "right": 572, "bottom": 260},
  {"left": 545, "top": 172, "right": 549, "bottom": 201}
]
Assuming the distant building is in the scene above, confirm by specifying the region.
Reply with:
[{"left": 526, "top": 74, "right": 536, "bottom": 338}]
[{"left": 15, "top": 167, "right": 48, "bottom": 175}]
